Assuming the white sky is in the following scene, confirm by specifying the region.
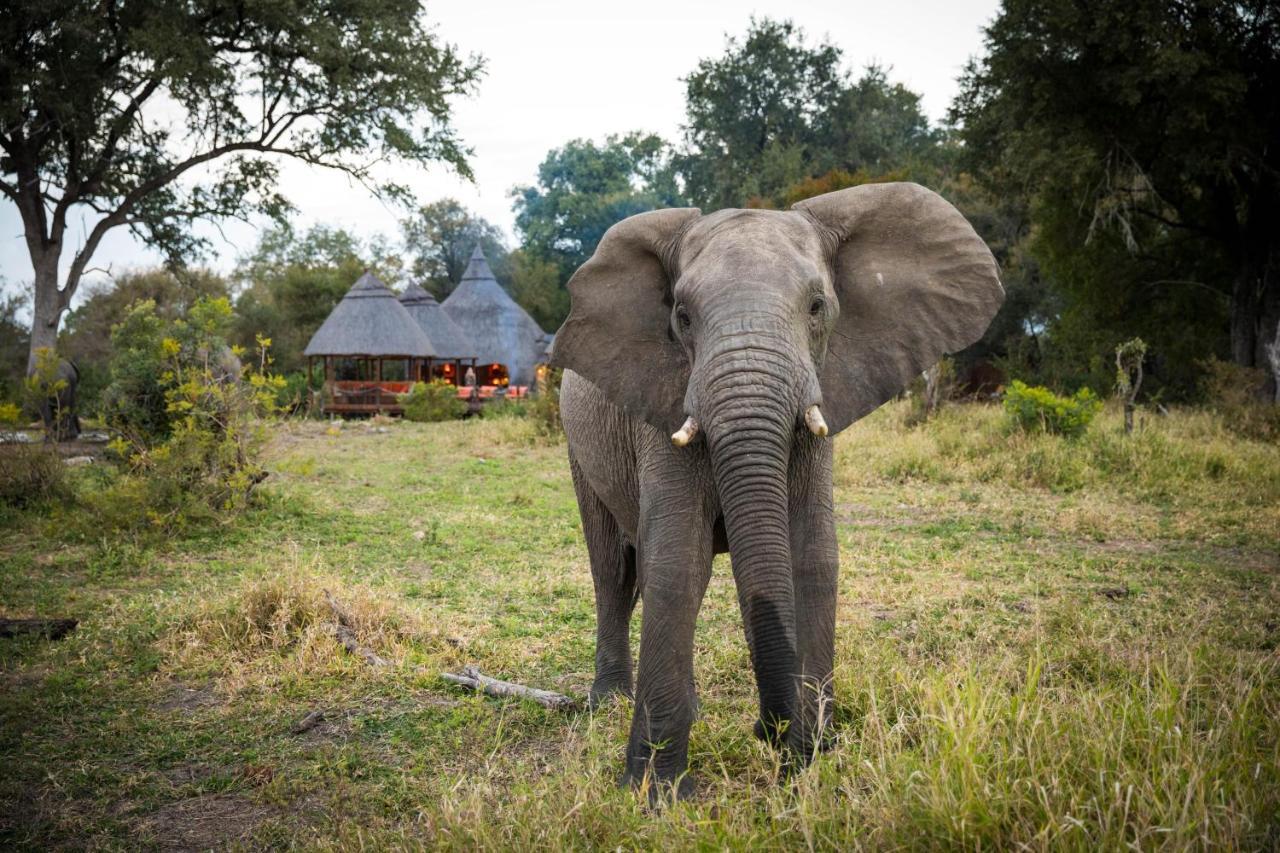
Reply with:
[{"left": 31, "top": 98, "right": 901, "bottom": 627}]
[{"left": 0, "top": 0, "right": 998, "bottom": 308}]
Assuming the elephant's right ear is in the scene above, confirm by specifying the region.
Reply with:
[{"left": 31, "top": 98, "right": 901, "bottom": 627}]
[{"left": 551, "top": 207, "right": 701, "bottom": 433}]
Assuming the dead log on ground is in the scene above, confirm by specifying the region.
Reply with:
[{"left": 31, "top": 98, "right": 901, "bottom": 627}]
[
  {"left": 441, "top": 665, "right": 578, "bottom": 711},
  {"left": 323, "top": 590, "right": 391, "bottom": 667},
  {"left": 0, "top": 618, "right": 78, "bottom": 640},
  {"left": 291, "top": 709, "right": 327, "bottom": 735}
]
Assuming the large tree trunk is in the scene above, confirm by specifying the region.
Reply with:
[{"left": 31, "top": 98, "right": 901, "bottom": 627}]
[
  {"left": 28, "top": 262, "right": 63, "bottom": 372},
  {"left": 1230, "top": 213, "right": 1280, "bottom": 400}
]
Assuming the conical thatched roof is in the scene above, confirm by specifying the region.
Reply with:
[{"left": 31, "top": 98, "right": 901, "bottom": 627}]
[
  {"left": 399, "top": 282, "right": 476, "bottom": 358},
  {"left": 442, "top": 247, "right": 549, "bottom": 385},
  {"left": 304, "top": 271, "right": 435, "bottom": 357}
]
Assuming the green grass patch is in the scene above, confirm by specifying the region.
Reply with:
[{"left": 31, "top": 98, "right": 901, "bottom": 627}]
[{"left": 2, "top": 405, "right": 1277, "bottom": 848}]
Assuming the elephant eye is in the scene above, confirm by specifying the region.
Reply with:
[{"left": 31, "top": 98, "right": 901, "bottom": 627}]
[
  {"left": 676, "top": 305, "right": 691, "bottom": 331},
  {"left": 809, "top": 297, "right": 825, "bottom": 317}
]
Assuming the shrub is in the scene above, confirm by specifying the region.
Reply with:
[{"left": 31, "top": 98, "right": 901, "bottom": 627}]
[
  {"left": 479, "top": 369, "right": 562, "bottom": 441},
  {"left": 274, "top": 370, "right": 316, "bottom": 416},
  {"left": 0, "top": 445, "right": 69, "bottom": 508},
  {"left": 0, "top": 401, "right": 20, "bottom": 427},
  {"left": 528, "top": 367, "right": 562, "bottom": 439},
  {"left": 92, "top": 298, "right": 283, "bottom": 533},
  {"left": 1002, "top": 380, "right": 1102, "bottom": 438},
  {"left": 1198, "top": 357, "right": 1279, "bottom": 442},
  {"left": 399, "top": 380, "right": 465, "bottom": 422}
]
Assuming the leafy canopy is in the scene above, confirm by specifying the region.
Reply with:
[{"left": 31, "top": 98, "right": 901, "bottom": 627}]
[
  {"left": 1, "top": 0, "right": 481, "bottom": 334},
  {"left": 512, "top": 132, "right": 681, "bottom": 282}
]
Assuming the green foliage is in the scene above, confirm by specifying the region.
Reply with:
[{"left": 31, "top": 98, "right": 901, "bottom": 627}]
[
  {"left": 511, "top": 132, "right": 682, "bottom": 326},
  {"left": 60, "top": 268, "right": 230, "bottom": 414},
  {"left": 1, "top": 0, "right": 482, "bottom": 267},
  {"left": 0, "top": 401, "right": 20, "bottom": 426},
  {"left": 1003, "top": 380, "right": 1102, "bottom": 438},
  {"left": 0, "top": 291, "right": 29, "bottom": 404},
  {"left": 400, "top": 199, "right": 510, "bottom": 298},
  {"left": 679, "top": 19, "right": 939, "bottom": 209},
  {"left": 0, "top": 445, "right": 68, "bottom": 508},
  {"left": 95, "top": 297, "right": 283, "bottom": 533},
  {"left": 399, "top": 381, "right": 465, "bottom": 423},
  {"left": 952, "top": 0, "right": 1279, "bottom": 388},
  {"left": 507, "top": 249, "right": 568, "bottom": 333},
  {"left": 22, "top": 347, "right": 68, "bottom": 421},
  {"left": 528, "top": 368, "right": 563, "bottom": 440},
  {"left": 232, "top": 224, "right": 403, "bottom": 374},
  {"left": 274, "top": 370, "right": 316, "bottom": 416},
  {"left": 1198, "top": 357, "right": 1280, "bottom": 442},
  {"left": 478, "top": 370, "right": 563, "bottom": 441}
]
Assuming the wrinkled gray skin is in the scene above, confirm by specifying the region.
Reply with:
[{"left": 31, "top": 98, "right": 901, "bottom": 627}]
[
  {"left": 552, "top": 182, "right": 1004, "bottom": 796},
  {"left": 39, "top": 359, "right": 80, "bottom": 442}
]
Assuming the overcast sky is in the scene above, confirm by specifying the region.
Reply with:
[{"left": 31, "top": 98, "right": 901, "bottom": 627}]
[{"left": 0, "top": 0, "right": 999, "bottom": 306}]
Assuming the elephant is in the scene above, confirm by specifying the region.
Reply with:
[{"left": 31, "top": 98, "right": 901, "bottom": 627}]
[
  {"left": 38, "top": 358, "right": 81, "bottom": 443},
  {"left": 550, "top": 182, "right": 1004, "bottom": 795}
]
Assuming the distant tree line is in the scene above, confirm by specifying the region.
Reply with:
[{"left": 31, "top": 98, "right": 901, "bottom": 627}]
[{"left": 3, "top": 5, "right": 1275, "bottom": 412}]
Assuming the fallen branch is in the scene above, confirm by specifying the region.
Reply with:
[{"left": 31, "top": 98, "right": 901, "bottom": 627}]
[
  {"left": 324, "top": 590, "right": 391, "bottom": 668},
  {"left": 0, "top": 618, "right": 78, "bottom": 640},
  {"left": 441, "top": 665, "right": 578, "bottom": 711},
  {"left": 290, "top": 709, "right": 327, "bottom": 735}
]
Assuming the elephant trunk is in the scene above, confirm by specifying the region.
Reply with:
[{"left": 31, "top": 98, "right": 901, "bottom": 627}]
[{"left": 697, "top": 329, "right": 812, "bottom": 737}]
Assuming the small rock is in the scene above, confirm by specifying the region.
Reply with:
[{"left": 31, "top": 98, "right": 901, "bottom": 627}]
[
  {"left": 412, "top": 530, "right": 426, "bottom": 541},
  {"left": 65, "top": 455, "right": 95, "bottom": 466}
]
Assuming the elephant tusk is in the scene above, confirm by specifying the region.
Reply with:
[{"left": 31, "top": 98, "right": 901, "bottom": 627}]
[
  {"left": 804, "top": 405, "right": 829, "bottom": 437},
  {"left": 671, "top": 416, "right": 699, "bottom": 447}
]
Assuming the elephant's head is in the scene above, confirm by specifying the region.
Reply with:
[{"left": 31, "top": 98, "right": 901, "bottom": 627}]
[{"left": 552, "top": 182, "right": 1003, "bottom": 732}]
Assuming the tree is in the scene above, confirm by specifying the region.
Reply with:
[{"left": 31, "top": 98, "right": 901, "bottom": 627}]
[
  {"left": 506, "top": 248, "right": 567, "bottom": 332},
  {"left": 512, "top": 132, "right": 681, "bottom": 289},
  {"left": 679, "top": 18, "right": 844, "bottom": 209},
  {"left": 678, "top": 19, "right": 939, "bottom": 209},
  {"left": 61, "top": 267, "right": 230, "bottom": 410},
  {"left": 400, "top": 199, "right": 509, "bottom": 298},
  {"left": 232, "top": 223, "right": 402, "bottom": 373},
  {"left": 952, "top": 0, "right": 1280, "bottom": 392},
  {"left": 1, "top": 0, "right": 482, "bottom": 372},
  {"left": 0, "top": 290, "right": 28, "bottom": 404}
]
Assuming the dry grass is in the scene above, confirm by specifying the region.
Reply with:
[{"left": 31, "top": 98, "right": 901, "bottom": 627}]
[{"left": 1, "top": 401, "right": 1277, "bottom": 849}]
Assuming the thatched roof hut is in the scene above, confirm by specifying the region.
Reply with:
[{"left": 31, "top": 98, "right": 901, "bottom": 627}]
[
  {"left": 399, "top": 283, "right": 476, "bottom": 358},
  {"left": 442, "top": 247, "right": 549, "bottom": 385},
  {"left": 304, "top": 271, "right": 434, "bottom": 358}
]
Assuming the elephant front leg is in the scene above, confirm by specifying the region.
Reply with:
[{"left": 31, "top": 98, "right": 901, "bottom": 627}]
[
  {"left": 623, "top": 464, "right": 716, "bottom": 797},
  {"left": 569, "top": 459, "right": 637, "bottom": 707},
  {"left": 787, "top": 434, "right": 839, "bottom": 760}
]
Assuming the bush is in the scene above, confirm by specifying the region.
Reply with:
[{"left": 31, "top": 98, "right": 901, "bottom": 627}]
[
  {"left": 1198, "top": 357, "right": 1279, "bottom": 442},
  {"left": 528, "top": 367, "right": 562, "bottom": 439},
  {"left": 0, "top": 445, "right": 69, "bottom": 508},
  {"left": 0, "top": 401, "right": 20, "bottom": 427},
  {"left": 399, "top": 380, "right": 465, "bottom": 422},
  {"left": 93, "top": 297, "right": 283, "bottom": 533},
  {"left": 479, "top": 369, "right": 562, "bottom": 441},
  {"left": 1002, "top": 380, "right": 1102, "bottom": 438},
  {"left": 274, "top": 370, "right": 316, "bottom": 416}
]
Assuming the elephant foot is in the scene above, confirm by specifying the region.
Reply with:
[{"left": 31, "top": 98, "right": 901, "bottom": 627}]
[
  {"left": 753, "top": 714, "right": 791, "bottom": 747},
  {"left": 587, "top": 675, "right": 632, "bottom": 710},
  {"left": 619, "top": 767, "right": 697, "bottom": 805}
]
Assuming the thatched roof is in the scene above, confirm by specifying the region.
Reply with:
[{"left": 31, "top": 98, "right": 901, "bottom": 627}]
[
  {"left": 304, "top": 271, "right": 434, "bottom": 357},
  {"left": 442, "top": 247, "right": 549, "bottom": 385},
  {"left": 399, "top": 283, "right": 476, "bottom": 358}
]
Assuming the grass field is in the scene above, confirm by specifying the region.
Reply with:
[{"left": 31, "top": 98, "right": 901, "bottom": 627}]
[{"left": 2, "top": 402, "right": 1278, "bottom": 850}]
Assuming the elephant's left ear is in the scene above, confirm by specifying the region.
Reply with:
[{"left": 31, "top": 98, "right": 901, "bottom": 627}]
[{"left": 794, "top": 182, "right": 1004, "bottom": 434}]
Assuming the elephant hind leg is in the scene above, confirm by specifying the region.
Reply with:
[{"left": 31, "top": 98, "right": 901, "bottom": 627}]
[{"left": 570, "top": 457, "right": 637, "bottom": 707}]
